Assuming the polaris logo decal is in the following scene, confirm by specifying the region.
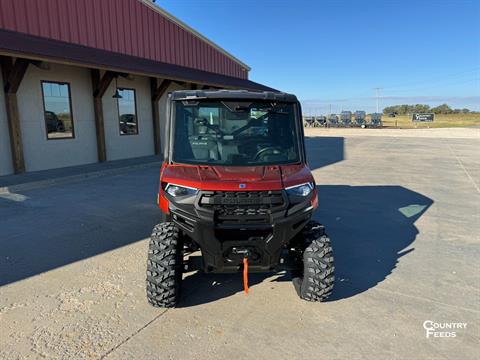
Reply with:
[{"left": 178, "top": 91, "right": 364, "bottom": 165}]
[{"left": 239, "top": 184, "right": 247, "bottom": 189}]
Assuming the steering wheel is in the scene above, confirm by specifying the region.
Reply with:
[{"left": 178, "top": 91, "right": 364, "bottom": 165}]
[{"left": 254, "top": 146, "right": 283, "bottom": 160}]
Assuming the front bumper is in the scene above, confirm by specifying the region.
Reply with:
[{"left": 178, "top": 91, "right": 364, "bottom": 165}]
[{"left": 165, "top": 189, "right": 314, "bottom": 273}]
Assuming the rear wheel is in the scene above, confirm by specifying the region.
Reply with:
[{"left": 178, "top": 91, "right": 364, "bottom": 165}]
[
  {"left": 293, "top": 221, "right": 335, "bottom": 301},
  {"left": 146, "top": 222, "right": 183, "bottom": 308}
]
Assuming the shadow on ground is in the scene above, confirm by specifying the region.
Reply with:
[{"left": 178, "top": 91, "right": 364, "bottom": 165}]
[
  {"left": 178, "top": 183, "right": 432, "bottom": 306},
  {"left": 0, "top": 169, "right": 160, "bottom": 286},
  {"left": 179, "top": 271, "right": 288, "bottom": 308},
  {"left": 305, "top": 136, "right": 344, "bottom": 169},
  {"left": 316, "top": 185, "right": 432, "bottom": 301},
  {"left": 0, "top": 136, "right": 432, "bottom": 307}
]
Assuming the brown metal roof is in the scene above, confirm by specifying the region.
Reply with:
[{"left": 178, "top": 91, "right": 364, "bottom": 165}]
[{"left": 0, "top": 29, "right": 276, "bottom": 92}]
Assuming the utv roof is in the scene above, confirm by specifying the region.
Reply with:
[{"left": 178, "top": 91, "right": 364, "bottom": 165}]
[{"left": 170, "top": 89, "right": 298, "bottom": 102}]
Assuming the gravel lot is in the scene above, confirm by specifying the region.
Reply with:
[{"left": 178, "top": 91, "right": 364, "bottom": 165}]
[{"left": 1, "top": 128, "right": 479, "bottom": 359}]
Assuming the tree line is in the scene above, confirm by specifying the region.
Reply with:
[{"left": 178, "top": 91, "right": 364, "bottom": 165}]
[{"left": 383, "top": 104, "right": 473, "bottom": 115}]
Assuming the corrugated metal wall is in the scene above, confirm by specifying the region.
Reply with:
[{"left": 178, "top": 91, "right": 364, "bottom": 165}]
[{"left": 0, "top": 0, "right": 247, "bottom": 79}]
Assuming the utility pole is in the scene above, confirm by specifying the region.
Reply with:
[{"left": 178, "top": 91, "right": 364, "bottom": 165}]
[{"left": 373, "top": 87, "right": 382, "bottom": 113}]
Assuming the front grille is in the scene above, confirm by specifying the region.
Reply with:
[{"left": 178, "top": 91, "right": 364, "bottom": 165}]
[{"left": 199, "top": 191, "right": 285, "bottom": 223}]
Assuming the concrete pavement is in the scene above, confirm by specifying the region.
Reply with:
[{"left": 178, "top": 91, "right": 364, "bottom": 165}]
[{"left": 0, "top": 129, "right": 479, "bottom": 359}]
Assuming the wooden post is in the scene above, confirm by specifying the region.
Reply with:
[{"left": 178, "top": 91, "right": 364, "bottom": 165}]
[
  {"left": 1, "top": 56, "right": 29, "bottom": 174},
  {"left": 91, "top": 69, "right": 116, "bottom": 162},
  {"left": 150, "top": 78, "right": 171, "bottom": 155},
  {"left": 92, "top": 96, "right": 106, "bottom": 162},
  {"left": 4, "top": 93, "right": 25, "bottom": 173}
]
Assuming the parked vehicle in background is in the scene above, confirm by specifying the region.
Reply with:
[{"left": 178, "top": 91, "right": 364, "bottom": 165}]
[
  {"left": 303, "top": 116, "right": 315, "bottom": 127},
  {"left": 328, "top": 113, "right": 339, "bottom": 127},
  {"left": 340, "top": 111, "right": 352, "bottom": 127},
  {"left": 314, "top": 116, "right": 327, "bottom": 127},
  {"left": 45, "top": 111, "right": 65, "bottom": 133},
  {"left": 304, "top": 116, "right": 326, "bottom": 127},
  {"left": 370, "top": 113, "right": 383, "bottom": 127},
  {"left": 119, "top": 113, "right": 138, "bottom": 135},
  {"left": 354, "top": 111, "right": 367, "bottom": 128}
]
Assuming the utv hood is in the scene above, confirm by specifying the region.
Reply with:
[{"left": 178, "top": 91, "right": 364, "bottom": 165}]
[{"left": 160, "top": 164, "right": 313, "bottom": 191}]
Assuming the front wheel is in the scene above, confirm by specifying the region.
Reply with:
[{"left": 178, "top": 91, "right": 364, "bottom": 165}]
[
  {"left": 146, "top": 222, "right": 184, "bottom": 308},
  {"left": 293, "top": 221, "right": 335, "bottom": 301}
]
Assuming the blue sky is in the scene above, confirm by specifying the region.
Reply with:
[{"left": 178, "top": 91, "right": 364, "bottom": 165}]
[{"left": 158, "top": 0, "right": 480, "bottom": 113}]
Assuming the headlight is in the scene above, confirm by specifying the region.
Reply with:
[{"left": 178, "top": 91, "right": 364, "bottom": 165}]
[
  {"left": 165, "top": 184, "right": 198, "bottom": 197},
  {"left": 285, "top": 182, "right": 314, "bottom": 197}
]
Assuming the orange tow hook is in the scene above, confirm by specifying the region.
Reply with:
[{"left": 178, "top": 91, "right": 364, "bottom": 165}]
[{"left": 243, "top": 257, "right": 249, "bottom": 294}]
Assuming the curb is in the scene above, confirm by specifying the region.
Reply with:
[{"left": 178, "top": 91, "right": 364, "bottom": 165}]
[{"left": 0, "top": 161, "right": 162, "bottom": 195}]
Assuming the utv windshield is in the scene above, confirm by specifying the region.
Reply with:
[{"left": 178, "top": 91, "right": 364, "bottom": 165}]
[{"left": 172, "top": 100, "right": 301, "bottom": 166}]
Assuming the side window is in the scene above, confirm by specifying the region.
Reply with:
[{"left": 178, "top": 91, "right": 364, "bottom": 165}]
[
  {"left": 117, "top": 88, "right": 138, "bottom": 135},
  {"left": 41, "top": 81, "right": 74, "bottom": 139}
]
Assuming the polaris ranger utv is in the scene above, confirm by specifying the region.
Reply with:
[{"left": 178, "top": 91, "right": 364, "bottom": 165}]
[{"left": 146, "top": 90, "right": 334, "bottom": 307}]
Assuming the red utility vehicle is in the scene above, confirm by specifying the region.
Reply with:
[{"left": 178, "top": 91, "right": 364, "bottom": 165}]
[{"left": 146, "top": 90, "right": 334, "bottom": 307}]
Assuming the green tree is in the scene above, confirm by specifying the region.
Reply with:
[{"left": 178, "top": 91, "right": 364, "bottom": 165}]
[
  {"left": 413, "top": 104, "right": 430, "bottom": 113},
  {"left": 431, "top": 104, "right": 453, "bottom": 114},
  {"left": 383, "top": 104, "right": 469, "bottom": 115}
]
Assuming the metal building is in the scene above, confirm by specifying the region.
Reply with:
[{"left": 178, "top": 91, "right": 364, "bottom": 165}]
[{"left": 0, "top": 0, "right": 273, "bottom": 175}]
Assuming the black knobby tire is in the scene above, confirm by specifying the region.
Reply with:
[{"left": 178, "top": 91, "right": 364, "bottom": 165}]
[
  {"left": 146, "top": 222, "right": 184, "bottom": 308},
  {"left": 294, "top": 221, "right": 335, "bottom": 301}
]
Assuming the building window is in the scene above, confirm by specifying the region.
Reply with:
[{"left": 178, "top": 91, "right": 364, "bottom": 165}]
[
  {"left": 117, "top": 88, "right": 138, "bottom": 135},
  {"left": 41, "top": 81, "right": 74, "bottom": 139}
]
